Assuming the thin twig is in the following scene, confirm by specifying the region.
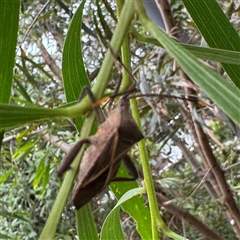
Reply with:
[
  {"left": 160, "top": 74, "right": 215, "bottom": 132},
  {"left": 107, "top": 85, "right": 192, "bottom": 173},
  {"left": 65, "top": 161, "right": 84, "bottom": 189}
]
[
  {"left": 182, "top": 167, "right": 213, "bottom": 204},
  {"left": 20, "top": 1, "right": 50, "bottom": 46}
]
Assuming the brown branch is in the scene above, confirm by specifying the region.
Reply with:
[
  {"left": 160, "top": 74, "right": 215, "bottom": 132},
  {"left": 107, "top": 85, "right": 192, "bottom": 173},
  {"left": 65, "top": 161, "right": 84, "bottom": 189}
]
[
  {"left": 20, "top": 1, "right": 50, "bottom": 46},
  {"left": 155, "top": 0, "right": 175, "bottom": 34},
  {"left": 179, "top": 104, "right": 222, "bottom": 197},
  {"left": 156, "top": 192, "right": 224, "bottom": 240},
  {"left": 193, "top": 114, "right": 240, "bottom": 231},
  {"left": 178, "top": 105, "right": 240, "bottom": 235},
  {"left": 38, "top": 41, "right": 62, "bottom": 81},
  {"left": 41, "top": 133, "right": 71, "bottom": 154},
  {"left": 3, "top": 131, "right": 72, "bottom": 155},
  {"left": 175, "top": 140, "right": 218, "bottom": 199},
  {"left": 183, "top": 80, "right": 240, "bottom": 237}
]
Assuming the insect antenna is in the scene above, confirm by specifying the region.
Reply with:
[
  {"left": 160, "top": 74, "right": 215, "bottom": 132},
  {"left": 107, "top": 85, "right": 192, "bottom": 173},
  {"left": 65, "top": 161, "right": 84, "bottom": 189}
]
[{"left": 108, "top": 45, "right": 137, "bottom": 100}]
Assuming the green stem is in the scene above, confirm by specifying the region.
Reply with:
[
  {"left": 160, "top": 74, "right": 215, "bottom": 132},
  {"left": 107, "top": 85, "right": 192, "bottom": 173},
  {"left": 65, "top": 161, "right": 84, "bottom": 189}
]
[
  {"left": 118, "top": 3, "right": 160, "bottom": 239},
  {"left": 131, "top": 102, "right": 159, "bottom": 240},
  {"left": 133, "top": 1, "right": 188, "bottom": 240},
  {"left": 39, "top": 111, "right": 96, "bottom": 239},
  {"left": 116, "top": 2, "right": 162, "bottom": 239},
  {"left": 63, "top": 1, "right": 135, "bottom": 119},
  {"left": 115, "top": 0, "right": 132, "bottom": 93}
]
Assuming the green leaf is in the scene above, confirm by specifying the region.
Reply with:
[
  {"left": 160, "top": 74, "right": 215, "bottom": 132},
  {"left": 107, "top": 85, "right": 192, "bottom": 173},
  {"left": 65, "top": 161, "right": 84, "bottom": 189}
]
[
  {"left": 96, "top": 0, "right": 113, "bottom": 40},
  {"left": 33, "top": 155, "right": 47, "bottom": 190},
  {"left": 0, "top": 169, "right": 14, "bottom": 184},
  {"left": 0, "top": 0, "right": 19, "bottom": 146},
  {"left": 100, "top": 187, "right": 145, "bottom": 240},
  {"left": 14, "top": 78, "right": 33, "bottom": 103},
  {"left": 109, "top": 165, "right": 152, "bottom": 240},
  {"left": 41, "top": 163, "right": 50, "bottom": 197},
  {"left": 76, "top": 205, "right": 99, "bottom": 240},
  {"left": 0, "top": 104, "right": 68, "bottom": 131},
  {"left": 182, "top": 45, "right": 240, "bottom": 65},
  {"left": 13, "top": 142, "right": 35, "bottom": 159},
  {"left": 0, "top": 1, "right": 19, "bottom": 103},
  {"left": 62, "top": 0, "right": 90, "bottom": 131},
  {"left": 182, "top": 0, "right": 240, "bottom": 89},
  {"left": 136, "top": 2, "right": 240, "bottom": 127},
  {"left": 100, "top": 207, "right": 124, "bottom": 240},
  {"left": 133, "top": 28, "right": 240, "bottom": 65}
]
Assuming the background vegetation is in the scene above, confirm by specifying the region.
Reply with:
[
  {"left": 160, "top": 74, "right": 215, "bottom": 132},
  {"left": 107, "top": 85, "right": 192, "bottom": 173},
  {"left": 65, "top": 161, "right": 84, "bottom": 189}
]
[{"left": 1, "top": 0, "right": 240, "bottom": 239}]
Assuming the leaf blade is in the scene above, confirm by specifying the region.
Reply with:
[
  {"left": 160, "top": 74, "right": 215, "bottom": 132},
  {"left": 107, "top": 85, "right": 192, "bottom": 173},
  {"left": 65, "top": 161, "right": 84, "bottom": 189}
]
[
  {"left": 100, "top": 187, "right": 145, "bottom": 240},
  {"left": 0, "top": 1, "right": 19, "bottom": 103},
  {"left": 182, "top": 0, "right": 240, "bottom": 88},
  {"left": 109, "top": 165, "right": 152, "bottom": 240},
  {"left": 62, "top": 0, "right": 90, "bottom": 131}
]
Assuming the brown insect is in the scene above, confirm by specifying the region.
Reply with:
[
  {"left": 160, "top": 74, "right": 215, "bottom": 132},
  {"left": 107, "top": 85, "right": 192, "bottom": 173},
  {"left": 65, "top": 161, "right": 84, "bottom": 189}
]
[
  {"left": 57, "top": 86, "right": 143, "bottom": 209},
  {"left": 57, "top": 45, "right": 207, "bottom": 209}
]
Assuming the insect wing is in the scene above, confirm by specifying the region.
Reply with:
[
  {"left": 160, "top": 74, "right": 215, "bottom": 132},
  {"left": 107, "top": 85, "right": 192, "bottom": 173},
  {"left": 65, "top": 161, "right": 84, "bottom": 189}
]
[
  {"left": 57, "top": 138, "right": 90, "bottom": 177},
  {"left": 73, "top": 166, "right": 119, "bottom": 209},
  {"left": 73, "top": 133, "right": 120, "bottom": 209}
]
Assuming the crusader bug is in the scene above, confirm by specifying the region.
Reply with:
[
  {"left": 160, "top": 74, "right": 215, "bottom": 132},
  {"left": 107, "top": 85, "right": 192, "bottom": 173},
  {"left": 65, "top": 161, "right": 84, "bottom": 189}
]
[{"left": 57, "top": 77, "right": 143, "bottom": 209}]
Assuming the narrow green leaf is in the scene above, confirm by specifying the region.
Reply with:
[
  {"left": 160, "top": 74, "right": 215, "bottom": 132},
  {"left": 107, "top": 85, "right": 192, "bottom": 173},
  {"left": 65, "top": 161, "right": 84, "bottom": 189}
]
[
  {"left": 133, "top": 28, "right": 240, "bottom": 65},
  {"left": 109, "top": 165, "right": 152, "bottom": 240},
  {"left": 33, "top": 155, "right": 47, "bottom": 190},
  {"left": 96, "top": 0, "right": 113, "bottom": 40},
  {"left": 100, "top": 207, "right": 124, "bottom": 240},
  {"left": 182, "top": 0, "right": 240, "bottom": 88},
  {"left": 100, "top": 187, "right": 145, "bottom": 240},
  {"left": 0, "top": 1, "right": 19, "bottom": 103},
  {"left": 0, "top": 104, "right": 69, "bottom": 131},
  {"left": 0, "top": 169, "right": 14, "bottom": 184},
  {"left": 62, "top": 0, "right": 90, "bottom": 131},
  {"left": 0, "top": 0, "right": 19, "bottom": 146},
  {"left": 76, "top": 205, "right": 99, "bottom": 240},
  {"left": 41, "top": 163, "right": 50, "bottom": 197},
  {"left": 93, "top": 14, "right": 108, "bottom": 46},
  {"left": 14, "top": 78, "right": 33, "bottom": 103},
  {"left": 182, "top": 45, "right": 240, "bottom": 65},
  {"left": 13, "top": 142, "right": 35, "bottom": 159}
]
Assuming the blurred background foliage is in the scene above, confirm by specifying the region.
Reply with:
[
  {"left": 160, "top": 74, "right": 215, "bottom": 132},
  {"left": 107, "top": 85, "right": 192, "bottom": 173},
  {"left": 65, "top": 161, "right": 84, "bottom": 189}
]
[{"left": 1, "top": 0, "right": 240, "bottom": 239}]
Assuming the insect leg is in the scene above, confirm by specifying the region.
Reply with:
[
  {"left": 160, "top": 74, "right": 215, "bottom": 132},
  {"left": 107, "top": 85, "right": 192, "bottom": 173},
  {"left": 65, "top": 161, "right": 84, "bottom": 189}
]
[
  {"left": 108, "top": 44, "right": 137, "bottom": 99},
  {"left": 79, "top": 86, "right": 105, "bottom": 123},
  {"left": 111, "top": 155, "right": 138, "bottom": 182},
  {"left": 122, "top": 155, "right": 138, "bottom": 179},
  {"left": 57, "top": 138, "right": 91, "bottom": 177}
]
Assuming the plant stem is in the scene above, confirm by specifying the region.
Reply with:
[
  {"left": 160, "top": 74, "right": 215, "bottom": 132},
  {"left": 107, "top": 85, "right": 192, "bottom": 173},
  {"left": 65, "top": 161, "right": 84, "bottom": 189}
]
[
  {"left": 39, "top": 111, "right": 96, "bottom": 239},
  {"left": 63, "top": 1, "right": 135, "bottom": 119},
  {"left": 133, "top": 1, "right": 188, "bottom": 239}
]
